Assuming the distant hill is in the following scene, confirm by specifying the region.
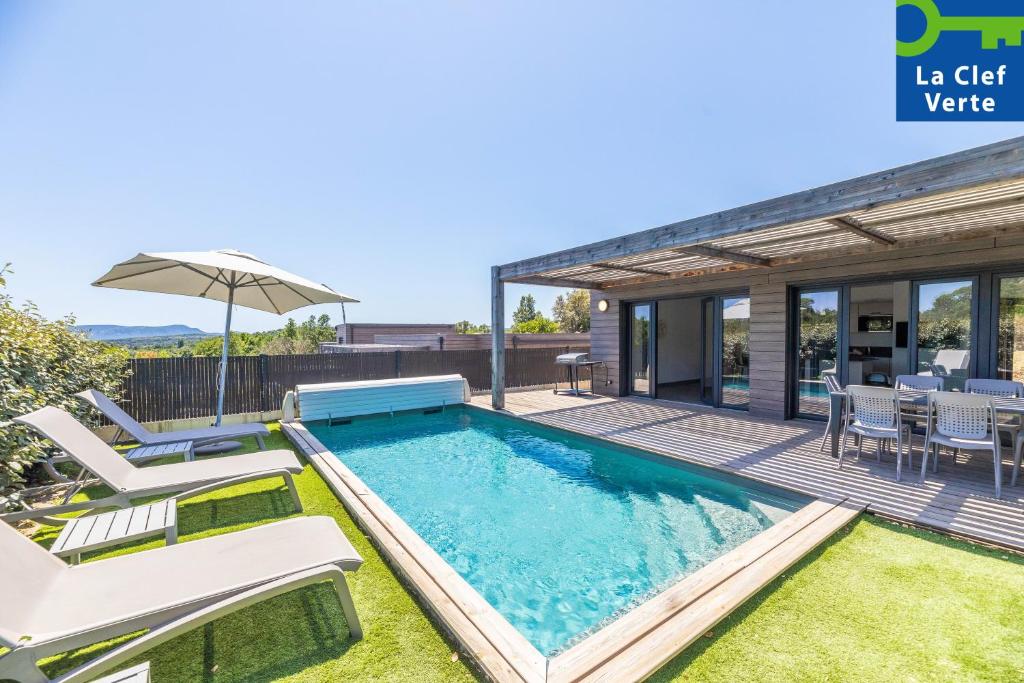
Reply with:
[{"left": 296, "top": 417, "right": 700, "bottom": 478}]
[{"left": 75, "top": 324, "right": 211, "bottom": 341}]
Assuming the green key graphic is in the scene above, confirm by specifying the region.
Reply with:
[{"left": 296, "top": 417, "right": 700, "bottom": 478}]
[{"left": 897, "top": 0, "right": 1024, "bottom": 57}]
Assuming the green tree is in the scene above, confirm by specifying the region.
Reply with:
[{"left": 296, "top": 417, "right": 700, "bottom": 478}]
[
  {"left": 283, "top": 318, "right": 298, "bottom": 340},
  {"left": 455, "top": 320, "right": 490, "bottom": 334},
  {"left": 0, "top": 266, "right": 130, "bottom": 508},
  {"left": 552, "top": 289, "right": 591, "bottom": 332},
  {"left": 512, "top": 294, "right": 539, "bottom": 326},
  {"left": 511, "top": 314, "right": 559, "bottom": 333}
]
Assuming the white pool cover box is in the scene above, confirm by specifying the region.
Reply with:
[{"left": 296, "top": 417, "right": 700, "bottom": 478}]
[{"left": 294, "top": 374, "right": 471, "bottom": 422}]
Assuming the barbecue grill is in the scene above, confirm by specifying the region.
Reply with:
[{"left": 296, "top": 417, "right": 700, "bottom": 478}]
[{"left": 554, "top": 352, "right": 608, "bottom": 396}]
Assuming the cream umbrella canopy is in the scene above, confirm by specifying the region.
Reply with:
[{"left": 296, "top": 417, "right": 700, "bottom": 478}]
[{"left": 93, "top": 249, "right": 358, "bottom": 425}]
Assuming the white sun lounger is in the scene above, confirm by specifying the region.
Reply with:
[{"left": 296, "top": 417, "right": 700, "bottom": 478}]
[
  {"left": 2, "top": 407, "right": 302, "bottom": 524},
  {"left": 0, "top": 515, "right": 363, "bottom": 683},
  {"left": 75, "top": 389, "right": 269, "bottom": 449}
]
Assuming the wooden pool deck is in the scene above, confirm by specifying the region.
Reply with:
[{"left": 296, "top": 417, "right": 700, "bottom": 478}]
[{"left": 472, "top": 390, "right": 1024, "bottom": 553}]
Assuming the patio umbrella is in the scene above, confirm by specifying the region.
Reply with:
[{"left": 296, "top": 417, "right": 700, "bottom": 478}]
[{"left": 93, "top": 249, "right": 358, "bottom": 425}]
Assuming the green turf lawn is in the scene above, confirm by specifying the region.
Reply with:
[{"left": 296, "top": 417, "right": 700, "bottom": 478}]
[
  {"left": 26, "top": 424, "right": 1024, "bottom": 682},
  {"left": 655, "top": 516, "right": 1024, "bottom": 682}
]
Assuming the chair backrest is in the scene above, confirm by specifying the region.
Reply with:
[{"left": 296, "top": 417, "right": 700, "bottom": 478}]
[
  {"left": 932, "top": 349, "right": 970, "bottom": 372},
  {"left": 0, "top": 521, "right": 67, "bottom": 646},
  {"left": 895, "top": 374, "right": 944, "bottom": 391},
  {"left": 75, "top": 389, "right": 151, "bottom": 443},
  {"left": 823, "top": 371, "right": 842, "bottom": 394},
  {"left": 929, "top": 391, "right": 994, "bottom": 440},
  {"left": 14, "top": 407, "right": 136, "bottom": 490},
  {"left": 965, "top": 378, "right": 1024, "bottom": 398},
  {"left": 846, "top": 385, "right": 899, "bottom": 429}
]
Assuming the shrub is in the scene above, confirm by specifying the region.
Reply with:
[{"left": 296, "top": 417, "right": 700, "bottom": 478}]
[{"left": 0, "top": 266, "right": 130, "bottom": 508}]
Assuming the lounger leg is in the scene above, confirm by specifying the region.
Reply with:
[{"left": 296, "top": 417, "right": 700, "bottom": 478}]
[
  {"left": 256, "top": 434, "right": 266, "bottom": 450},
  {"left": 331, "top": 573, "right": 363, "bottom": 640},
  {"left": 284, "top": 473, "right": 303, "bottom": 513},
  {"left": 0, "top": 647, "right": 48, "bottom": 683}
]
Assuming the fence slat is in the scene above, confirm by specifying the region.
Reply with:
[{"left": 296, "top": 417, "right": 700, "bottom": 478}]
[{"left": 113, "top": 346, "right": 588, "bottom": 422}]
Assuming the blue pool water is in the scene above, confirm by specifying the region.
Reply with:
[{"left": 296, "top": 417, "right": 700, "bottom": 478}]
[{"left": 308, "top": 408, "right": 806, "bottom": 655}]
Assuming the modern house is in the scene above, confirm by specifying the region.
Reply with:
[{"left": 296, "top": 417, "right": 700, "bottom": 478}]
[{"left": 489, "top": 137, "right": 1024, "bottom": 420}]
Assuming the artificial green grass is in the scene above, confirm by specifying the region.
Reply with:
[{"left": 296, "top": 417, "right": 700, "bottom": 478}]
[
  {"left": 25, "top": 426, "right": 1024, "bottom": 682},
  {"left": 31, "top": 425, "right": 478, "bottom": 682},
  {"left": 653, "top": 516, "right": 1024, "bottom": 683}
]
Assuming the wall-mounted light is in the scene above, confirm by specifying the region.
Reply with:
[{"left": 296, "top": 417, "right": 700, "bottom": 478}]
[{"left": 597, "top": 299, "right": 609, "bottom": 312}]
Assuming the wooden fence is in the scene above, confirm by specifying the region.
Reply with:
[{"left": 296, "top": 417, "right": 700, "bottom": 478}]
[{"left": 117, "top": 346, "right": 588, "bottom": 422}]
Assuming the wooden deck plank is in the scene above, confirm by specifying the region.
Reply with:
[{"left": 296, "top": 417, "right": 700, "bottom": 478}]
[{"left": 473, "top": 391, "right": 1024, "bottom": 552}]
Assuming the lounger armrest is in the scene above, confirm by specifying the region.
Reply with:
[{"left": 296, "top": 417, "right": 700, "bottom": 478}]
[
  {"left": 171, "top": 469, "right": 298, "bottom": 504},
  {"left": 0, "top": 494, "right": 128, "bottom": 524},
  {"left": 53, "top": 565, "right": 351, "bottom": 683}
]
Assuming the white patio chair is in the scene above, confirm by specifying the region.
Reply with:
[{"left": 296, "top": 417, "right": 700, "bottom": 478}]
[
  {"left": 839, "top": 385, "right": 912, "bottom": 481},
  {"left": 966, "top": 378, "right": 1023, "bottom": 447},
  {"left": 920, "top": 391, "right": 1003, "bottom": 498},
  {"left": 894, "top": 375, "right": 944, "bottom": 391},
  {"left": 818, "top": 371, "right": 844, "bottom": 453}
]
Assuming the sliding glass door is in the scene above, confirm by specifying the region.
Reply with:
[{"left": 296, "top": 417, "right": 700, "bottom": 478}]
[
  {"left": 629, "top": 303, "right": 654, "bottom": 396},
  {"left": 626, "top": 294, "right": 748, "bottom": 409},
  {"left": 720, "top": 296, "right": 750, "bottom": 408},
  {"left": 994, "top": 274, "right": 1024, "bottom": 382},
  {"left": 913, "top": 279, "right": 976, "bottom": 392},
  {"left": 794, "top": 289, "right": 840, "bottom": 418}
]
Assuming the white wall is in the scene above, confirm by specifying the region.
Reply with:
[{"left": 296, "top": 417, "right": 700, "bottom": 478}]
[{"left": 656, "top": 298, "right": 702, "bottom": 384}]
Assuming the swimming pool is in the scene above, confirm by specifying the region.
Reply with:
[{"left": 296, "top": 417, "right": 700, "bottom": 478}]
[{"left": 307, "top": 406, "right": 808, "bottom": 657}]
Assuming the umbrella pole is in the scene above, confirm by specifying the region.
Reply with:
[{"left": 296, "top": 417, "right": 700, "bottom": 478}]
[{"left": 215, "top": 286, "right": 234, "bottom": 426}]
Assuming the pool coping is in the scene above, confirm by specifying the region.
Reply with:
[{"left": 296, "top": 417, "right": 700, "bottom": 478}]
[{"left": 283, "top": 415, "right": 863, "bottom": 683}]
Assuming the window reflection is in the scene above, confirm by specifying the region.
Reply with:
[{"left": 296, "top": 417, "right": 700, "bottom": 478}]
[
  {"left": 916, "top": 280, "right": 972, "bottom": 391},
  {"left": 797, "top": 290, "right": 838, "bottom": 416}
]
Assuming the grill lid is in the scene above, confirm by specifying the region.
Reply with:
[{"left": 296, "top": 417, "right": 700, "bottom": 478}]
[{"left": 556, "top": 352, "right": 590, "bottom": 364}]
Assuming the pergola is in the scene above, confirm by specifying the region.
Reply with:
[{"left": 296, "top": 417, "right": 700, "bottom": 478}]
[{"left": 490, "top": 136, "right": 1024, "bottom": 407}]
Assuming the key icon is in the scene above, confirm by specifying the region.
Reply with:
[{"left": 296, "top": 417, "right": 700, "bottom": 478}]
[{"left": 898, "top": 0, "right": 1024, "bottom": 57}]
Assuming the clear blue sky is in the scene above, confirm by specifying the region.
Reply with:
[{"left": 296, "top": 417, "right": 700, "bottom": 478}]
[{"left": 2, "top": 2, "right": 1023, "bottom": 332}]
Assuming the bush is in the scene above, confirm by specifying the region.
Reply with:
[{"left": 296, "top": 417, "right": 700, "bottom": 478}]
[{"left": 0, "top": 267, "right": 130, "bottom": 508}]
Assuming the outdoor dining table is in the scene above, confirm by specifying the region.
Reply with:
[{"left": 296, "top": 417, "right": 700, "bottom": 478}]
[{"left": 827, "top": 389, "right": 1024, "bottom": 460}]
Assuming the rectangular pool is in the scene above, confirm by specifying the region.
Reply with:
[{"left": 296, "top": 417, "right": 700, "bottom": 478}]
[{"left": 307, "top": 406, "right": 808, "bottom": 657}]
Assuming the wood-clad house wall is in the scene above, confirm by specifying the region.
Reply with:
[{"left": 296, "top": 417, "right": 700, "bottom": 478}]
[{"left": 588, "top": 233, "right": 1024, "bottom": 419}]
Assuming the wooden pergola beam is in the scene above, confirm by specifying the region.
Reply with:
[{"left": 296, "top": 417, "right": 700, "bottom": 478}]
[
  {"left": 592, "top": 262, "right": 671, "bottom": 277},
  {"left": 826, "top": 216, "right": 897, "bottom": 245},
  {"left": 673, "top": 244, "right": 769, "bottom": 267}
]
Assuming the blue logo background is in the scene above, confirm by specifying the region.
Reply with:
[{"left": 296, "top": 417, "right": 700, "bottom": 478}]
[{"left": 897, "top": 0, "right": 1024, "bottom": 121}]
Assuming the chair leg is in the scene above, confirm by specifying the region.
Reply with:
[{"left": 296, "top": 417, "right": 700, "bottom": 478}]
[
  {"left": 819, "top": 414, "right": 832, "bottom": 453},
  {"left": 994, "top": 444, "right": 1002, "bottom": 500},
  {"left": 920, "top": 438, "right": 932, "bottom": 483},
  {"left": 856, "top": 436, "right": 863, "bottom": 461},
  {"left": 932, "top": 443, "right": 940, "bottom": 473},
  {"left": 839, "top": 426, "right": 849, "bottom": 470},
  {"left": 895, "top": 435, "right": 902, "bottom": 482},
  {"left": 1013, "top": 435, "right": 1022, "bottom": 487}
]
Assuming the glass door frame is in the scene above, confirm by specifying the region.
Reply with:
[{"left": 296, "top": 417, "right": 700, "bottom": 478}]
[
  {"left": 627, "top": 301, "right": 656, "bottom": 397},
  {"left": 789, "top": 285, "right": 848, "bottom": 420},
  {"left": 987, "top": 271, "right": 1024, "bottom": 381},
  {"left": 909, "top": 275, "right": 982, "bottom": 382}
]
